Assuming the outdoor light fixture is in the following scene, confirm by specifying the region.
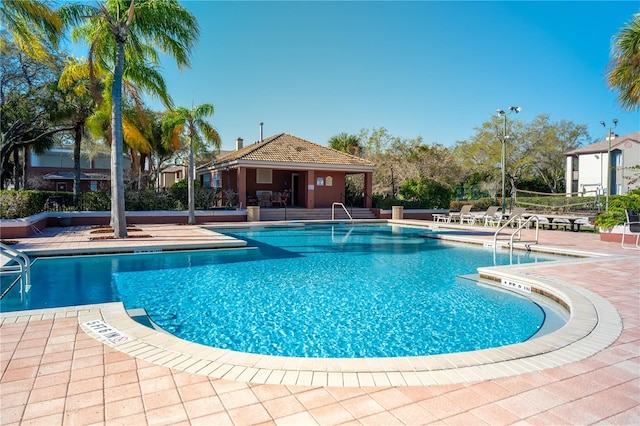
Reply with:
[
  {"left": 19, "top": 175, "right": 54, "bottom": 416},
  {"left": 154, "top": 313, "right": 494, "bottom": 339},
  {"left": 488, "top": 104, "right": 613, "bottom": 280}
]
[
  {"left": 496, "top": 106, "right": 520, "bottom": 215},
  {"left": 600, "top": 119, "right": 618, "bottom": 211}
]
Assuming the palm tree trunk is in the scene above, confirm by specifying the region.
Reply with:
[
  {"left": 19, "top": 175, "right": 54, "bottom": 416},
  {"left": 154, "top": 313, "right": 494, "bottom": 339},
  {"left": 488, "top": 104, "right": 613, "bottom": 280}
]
[
  {"left": 187, "top": 140, "right": 196, "bottom": 224},
  {"left": 110, "top": 40, "right": 128, "bottom": 238}
]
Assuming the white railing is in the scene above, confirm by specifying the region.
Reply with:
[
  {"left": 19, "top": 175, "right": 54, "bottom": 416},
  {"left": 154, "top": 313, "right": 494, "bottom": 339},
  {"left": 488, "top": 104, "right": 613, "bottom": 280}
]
[
  {"left": 0, "top": 242, "right": 31, "bottom": 301},
  {"left": 331, "top": 202, "right": 353, "bottom": 223},
  {"left": 493, "top": 214, "right": 539, "bottom": 257}
]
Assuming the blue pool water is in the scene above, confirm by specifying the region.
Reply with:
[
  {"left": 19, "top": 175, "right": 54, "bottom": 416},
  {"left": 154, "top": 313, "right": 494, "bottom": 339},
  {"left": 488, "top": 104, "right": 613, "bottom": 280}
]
[{"left": 2, "top": 224, "right": 555, "bottom": 358}]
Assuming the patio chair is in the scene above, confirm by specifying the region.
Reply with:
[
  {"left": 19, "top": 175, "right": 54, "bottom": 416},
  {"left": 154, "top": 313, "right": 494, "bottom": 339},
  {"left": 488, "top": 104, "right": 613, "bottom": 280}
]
[
  {"left": 482, "top": 206, "right": 501, "bottom": 227},
  {"left": 449, "top": 205, "right": 473, "bottom": 224},
  {"left": 272, "top": 192, "right": 286, "bottom": 208},
  {"left": 621, "top": 209, "right": 640, "bottom": 250},
  {"left": 258, "top": 191, "right": 272, "bottom": 207},
  {"left": 499, "top": 207, "right": 526, "bottom": 227}
]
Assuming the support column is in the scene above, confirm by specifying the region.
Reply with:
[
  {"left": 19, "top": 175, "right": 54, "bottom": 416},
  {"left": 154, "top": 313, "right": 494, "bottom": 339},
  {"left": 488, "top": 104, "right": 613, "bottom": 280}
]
[
  {"left": 237, "top": 167, "right": 247, "bottom": 209},
  {"left": 307, "top": 170, "right": 315, "bottom": 209},
  {"left": 364, "top": 172, "right": 373, "bottom": 208}
]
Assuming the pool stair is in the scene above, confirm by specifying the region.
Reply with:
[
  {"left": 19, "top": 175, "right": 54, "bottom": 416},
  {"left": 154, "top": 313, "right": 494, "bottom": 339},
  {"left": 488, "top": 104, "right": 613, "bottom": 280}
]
[{"left": 259, "top": 207, "right": 376, "bottom": 221}]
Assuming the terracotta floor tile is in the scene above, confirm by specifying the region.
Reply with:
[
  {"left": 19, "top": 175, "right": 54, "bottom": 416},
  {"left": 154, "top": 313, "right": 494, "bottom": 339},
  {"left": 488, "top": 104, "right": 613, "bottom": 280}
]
[
  {"left": 368, "top": 387, "right": 414, "bottom": 410},
  {"left": 139, "top": 374, "right": 177, "bottom": 394},
  {"left": 177, "top": 381, "right": 217, "bottom": 402},
  {"left": 218, "top": 387, "right": 260, "bottom": 410},
  {"left": 390, "top": 402, "right": 439, "bottom": 425},
  {"left": 1, "top": 365, "right": 38, "bottom": 382},
  {"left": 141, "top": 388, "right": 183, "bottom": 412},
  {"left": 251, "top": 383, "right": 293, "bottom": 401},
  {"left": 308, "top": 401, "right": 355, "bottom": 425},
  {"left": 33, "top": 371, "right": 69, "bottom": 389},
  {"left": 0, "top": 404, "right": 26, "bottom": 424},
  {"left": 262, "top": 394, "right": 306, "bottom": 419},
  {"left": 190, "top": 411, "right": 235, "bottom": 426},
  {"left": 64, "top": 389, "right": 104, "bottom": 411},
  {"left": 226, "top": 402, "right": 272, "bottom": 425},
  {"left": 105, "top": 396, "right": 145, "bottom": 420},
  {"left": 104, "top": 381, "right": 142, "bottom": 403},
  {"left": 104, "top": 358, "right": 137, "bottom": 375},
  {"left": 19, "top": 412, "right": 63, "bottom": 426},
  {"left": 442, "top": 410, "right": 489, "bottom": 425},
  {"left": 67, "top": 376, "right": 104, "bottom": 396},
  {"left": 295, "top": 387, "right": 338, "bottom": 410},
  {"left": 36, "top": 359, "right": 71, "bottom": 376},
  {"left": 420, "top": 395, "right": 467, "bottom": 420},
  {"left": 21, "top": 396, "right": 66, "bottom": 420},
  {"left": 103, "top": 370, "right": 139, "bottom": 388},
  {"left": 27, "top": 383, "right": 68, "bottom": 404},
  {"left": 183, "top": 395, "right": 226, "bottom": 418},
  {"left": 63, "top": 404, "right": 104, "bottom": 425},
  {"left": 340, "top": 394, "right": 386, "bottom": 419},
  {"left": 276, "top": 410, "right": 320, "bottom": 425},
  {"left": 146, "top": 404, "right": 189, "bottom": 425},
  {"left": 469, "top": 402, "right": 522, "bottom": 425},
  {"left": 359, "top": 410, "right": 404, "bottom": 425}
]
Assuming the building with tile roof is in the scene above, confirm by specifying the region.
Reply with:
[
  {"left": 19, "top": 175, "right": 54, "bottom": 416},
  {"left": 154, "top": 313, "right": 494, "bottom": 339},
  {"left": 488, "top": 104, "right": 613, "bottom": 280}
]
[
  {"left": 565, "top": 131, "right": 640, "bottom": 196},
  {"left": 197, "top": 133, "right": 376, "bottom": 209}
]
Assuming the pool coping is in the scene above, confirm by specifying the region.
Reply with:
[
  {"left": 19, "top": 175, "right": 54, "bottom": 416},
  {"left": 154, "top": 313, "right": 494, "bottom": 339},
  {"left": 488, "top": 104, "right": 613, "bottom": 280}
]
[{"left": 0, "top": 222, "right": 625, "bottom": 387}]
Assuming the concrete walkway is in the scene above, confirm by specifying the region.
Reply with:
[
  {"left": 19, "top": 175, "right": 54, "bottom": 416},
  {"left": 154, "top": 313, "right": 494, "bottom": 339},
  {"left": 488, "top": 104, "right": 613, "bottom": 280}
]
[{"left": 1, "top": 222, "right": 638, "bottom": 425}]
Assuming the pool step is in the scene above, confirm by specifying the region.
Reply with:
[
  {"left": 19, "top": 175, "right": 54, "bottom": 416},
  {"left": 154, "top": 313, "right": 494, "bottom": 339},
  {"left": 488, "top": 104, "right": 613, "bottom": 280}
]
[{"left": 259, "top": 207, "right": 376, "bottom": 221}]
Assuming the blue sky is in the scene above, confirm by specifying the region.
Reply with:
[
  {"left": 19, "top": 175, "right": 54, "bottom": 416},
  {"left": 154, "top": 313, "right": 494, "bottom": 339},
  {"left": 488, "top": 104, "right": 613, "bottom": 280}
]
[{"left": 144, "top": 0, "right": 638, "bottom": 150}]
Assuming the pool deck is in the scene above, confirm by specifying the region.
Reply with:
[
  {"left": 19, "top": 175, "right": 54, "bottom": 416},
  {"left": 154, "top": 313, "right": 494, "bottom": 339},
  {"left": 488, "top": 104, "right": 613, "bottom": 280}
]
[{"left": 1, "top": 221, "right": 639, "bottom": 425}]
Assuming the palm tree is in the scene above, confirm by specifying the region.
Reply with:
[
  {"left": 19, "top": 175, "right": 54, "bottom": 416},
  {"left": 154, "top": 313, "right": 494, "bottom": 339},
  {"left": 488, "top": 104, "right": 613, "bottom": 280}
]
[
  {"left": 329, "top": 132, "right": 362, "bottom": 156},
  {"left": 607, "top": 13, "right": 640, "bottom": 111},
  {"left": 59, "top": 0, "right": 199, "bottom": 238},
  {"left": 0, "top": 0, "right": 61, "bottom": 61},
  {"left": 162, "top": 103, "right": 220, "bottom": 224}
]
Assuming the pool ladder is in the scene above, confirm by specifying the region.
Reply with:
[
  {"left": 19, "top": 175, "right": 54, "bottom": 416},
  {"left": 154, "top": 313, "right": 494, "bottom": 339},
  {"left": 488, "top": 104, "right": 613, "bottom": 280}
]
[
  {"left": 493, "top": 214, "right": 540, "bottom": 258},
  {"left": 331, "top": 202, "right": 354, "bottom": 223},
  {"left": 0, "top": 242, "right": 31, "bottom": 301}
]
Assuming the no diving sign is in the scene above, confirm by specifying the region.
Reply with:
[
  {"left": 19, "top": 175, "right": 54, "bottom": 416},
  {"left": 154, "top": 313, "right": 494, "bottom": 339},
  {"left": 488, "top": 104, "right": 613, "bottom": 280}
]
[{"left": 83, "top": 320, "right": 131, "bottom": 345}]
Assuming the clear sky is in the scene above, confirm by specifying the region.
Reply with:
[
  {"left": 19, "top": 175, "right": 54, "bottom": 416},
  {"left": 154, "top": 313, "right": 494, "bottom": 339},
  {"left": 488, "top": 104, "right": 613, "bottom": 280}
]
[{"left": 146, "top": 0, "right": 639, "bottom": 151}]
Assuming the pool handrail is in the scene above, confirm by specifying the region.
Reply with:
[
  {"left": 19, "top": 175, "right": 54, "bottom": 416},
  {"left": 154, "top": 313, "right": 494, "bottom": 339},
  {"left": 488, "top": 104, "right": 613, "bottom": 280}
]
[
  {"left": 0, "top": 242, "right": 30, "bottom": 300},
  {"left": 331, "top": 202, "right": 354, "bottom": 223}
]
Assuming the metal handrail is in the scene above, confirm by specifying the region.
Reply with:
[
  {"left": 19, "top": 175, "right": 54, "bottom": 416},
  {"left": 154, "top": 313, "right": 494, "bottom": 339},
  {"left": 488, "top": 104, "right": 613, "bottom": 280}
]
[
  {"left": 493, "top": 214, "right": 539, "bottom": 256},
  {"left": 332, "top": 202, "right": 354, "bottom": 223},
  {"left": 0, "top": 242, "right": 30, "bottom": 300}
]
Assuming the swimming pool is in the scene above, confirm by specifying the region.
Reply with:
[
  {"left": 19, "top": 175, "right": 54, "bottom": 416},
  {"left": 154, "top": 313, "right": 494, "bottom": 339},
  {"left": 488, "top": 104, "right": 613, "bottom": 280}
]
[{"left": 1, "top": 224, "right": 563, "bottom": 358}]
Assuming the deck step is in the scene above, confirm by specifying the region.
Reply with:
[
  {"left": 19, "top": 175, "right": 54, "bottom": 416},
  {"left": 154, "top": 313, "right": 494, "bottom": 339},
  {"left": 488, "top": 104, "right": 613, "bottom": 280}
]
[{"left": 258, "top": 207, "right": 376, "bottom": 221}]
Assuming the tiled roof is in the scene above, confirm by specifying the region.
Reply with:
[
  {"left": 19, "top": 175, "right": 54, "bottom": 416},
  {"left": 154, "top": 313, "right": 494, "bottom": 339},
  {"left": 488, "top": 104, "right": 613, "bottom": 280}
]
[
  {"left": 565, "top": 131, "right": 640, "bottom": 155},
  {"left": 212, "top": 133, "right": 376, "bottom": 170}
]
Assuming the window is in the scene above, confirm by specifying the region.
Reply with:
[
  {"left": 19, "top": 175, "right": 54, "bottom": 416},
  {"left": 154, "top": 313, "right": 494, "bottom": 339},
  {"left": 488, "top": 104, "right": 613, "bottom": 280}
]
[
  {"left": 202, "top": 174, "right": 211, "bottom": 187},
  {"left": 316, "top": 177, "right": 325, "bottom": 186},
  {"left": 90, "top": 181, "right": 97, "bottom": 191},
  {"left": 56, "top": 182, "right": 67, "bottom": 191},
  {"left": 257, "top": 169, "right": 272, "bottom": 184},
  {"left": 213, "top": 172, "right": 221, "bottom": 188}
]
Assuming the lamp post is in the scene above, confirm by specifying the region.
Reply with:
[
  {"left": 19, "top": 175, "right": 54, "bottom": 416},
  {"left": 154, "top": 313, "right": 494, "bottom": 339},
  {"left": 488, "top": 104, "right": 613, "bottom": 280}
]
[
  {"left": 600, "top": 119, "right": 618, "bottom": 211},
  {"left": 496, "top": 106, "right": 521, "bottom": 214}
]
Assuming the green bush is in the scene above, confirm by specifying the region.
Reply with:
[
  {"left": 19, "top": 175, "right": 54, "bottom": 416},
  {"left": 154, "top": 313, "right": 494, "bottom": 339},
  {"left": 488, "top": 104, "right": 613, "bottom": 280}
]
[
  {"left": 0, "top": 190, "right": 64, "bottom": 218},
  {"left": 594, "top": 189, "right": 640, "bottom": 229},
  {"left": 398, "top": 177, "right": 453, "bottom": 209},
  {"left": 79, "top": 191, "right": 110, "bottom": 211}
]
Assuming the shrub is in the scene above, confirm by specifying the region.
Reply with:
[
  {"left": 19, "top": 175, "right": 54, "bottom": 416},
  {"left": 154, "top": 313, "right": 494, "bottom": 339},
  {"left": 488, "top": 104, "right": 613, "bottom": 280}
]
[
  {"left": 594, "top": 189, "right": 640, "bottom": 229},
  {"left": 398, "top": 178, "right": 453, "bottom": 209},
  {"left": 79, "top": 191, "right": 110, "bottom": 211},
  {"left": 0, "top": 190, "right": 60, "bottom": 218}
]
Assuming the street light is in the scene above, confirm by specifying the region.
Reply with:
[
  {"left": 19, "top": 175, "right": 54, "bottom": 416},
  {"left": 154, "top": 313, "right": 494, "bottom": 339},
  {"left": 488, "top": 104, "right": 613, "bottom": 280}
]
[
  {"left": 496, "top": 106, "right": 521, "bottom": 214},
  {"left": 600, "top": 119, "right": 618, "bottom": 211}
]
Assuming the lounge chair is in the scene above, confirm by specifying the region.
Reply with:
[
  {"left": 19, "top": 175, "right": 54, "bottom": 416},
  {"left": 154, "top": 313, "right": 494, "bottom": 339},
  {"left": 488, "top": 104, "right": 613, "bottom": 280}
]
[
  {"left": 499, "top": 207, "right": 526, "bottom": 227},
  {"left": 272, "top": 192, "right": 287, "bottom": 208},
  {"left": 481, "top": 206, "right": 501, "bottom": 227},
  {"left": 449, "top": 205, "right": 473, "bottom": 224},
  {"left": 622, "top": 209, "right": 640, "bottom": 250}
]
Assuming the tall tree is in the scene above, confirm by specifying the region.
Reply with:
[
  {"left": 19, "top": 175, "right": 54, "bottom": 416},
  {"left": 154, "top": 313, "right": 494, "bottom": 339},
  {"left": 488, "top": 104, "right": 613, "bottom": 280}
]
[
  {"left": 328, "top": 133, "right": 362, "bottom": 156},
  {"left": 162, "top": 103, "right": 220, "bottom": 224},
  {"left": 0, "top": 0, "right": 61, "bottom": 61},
  {"left": 607, "top": 13, "right": 640, "bottom": 111},
  {"left": 0, "top": 32, "right": 72, "bottom": 189},
  {"left": 59, "top": 0, "right": 199, "bottom": 237},
  {"left": 58, "top": 57, "right": 99, "bottom": 204}
]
